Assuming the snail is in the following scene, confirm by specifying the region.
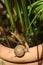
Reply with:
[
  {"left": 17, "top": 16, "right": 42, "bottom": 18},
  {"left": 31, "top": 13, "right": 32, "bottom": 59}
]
[
  {"left": 14, "top": 45, "right": 29, "bottom": 57},
  {"left": 11, "top": 31, "right": 29, "bottom": 57}
]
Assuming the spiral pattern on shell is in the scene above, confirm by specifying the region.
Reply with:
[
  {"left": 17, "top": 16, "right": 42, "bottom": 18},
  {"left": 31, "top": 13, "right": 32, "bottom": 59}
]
[{"left": 14, "top": 45, "right": 25, "bottom": 57}]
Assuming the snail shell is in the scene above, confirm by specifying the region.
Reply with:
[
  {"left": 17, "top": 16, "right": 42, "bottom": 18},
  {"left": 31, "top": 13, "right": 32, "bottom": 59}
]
[{"left": 14, "top": 45, "right": 25, "bottom": 57}]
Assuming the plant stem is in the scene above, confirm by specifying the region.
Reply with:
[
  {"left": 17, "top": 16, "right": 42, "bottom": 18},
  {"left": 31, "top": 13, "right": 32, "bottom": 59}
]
[
  {"left": 4, "top": 0, "right": 15, "bottom": 31},
  {"left": 14, "top": 0, "right": 24, "bottom": 28},
  {"left": 21, "top": 0, "right": 29, "bottom": 32}
]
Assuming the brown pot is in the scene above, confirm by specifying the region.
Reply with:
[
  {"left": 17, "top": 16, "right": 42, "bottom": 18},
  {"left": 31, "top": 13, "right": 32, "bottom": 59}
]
[{"left": 0, "top": 43, "right": 43, "bottom": 65}]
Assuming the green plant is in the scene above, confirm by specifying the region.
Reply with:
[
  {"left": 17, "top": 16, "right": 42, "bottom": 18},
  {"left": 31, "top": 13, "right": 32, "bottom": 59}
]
[{"left": 0, "top": 0, "right": 43, "bottom": 47}]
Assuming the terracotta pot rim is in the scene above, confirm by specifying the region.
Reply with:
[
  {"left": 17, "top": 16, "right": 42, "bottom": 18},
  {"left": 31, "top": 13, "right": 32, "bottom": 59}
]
[{"left": 0, "top": 43, "right": 43, "bottom": 63}]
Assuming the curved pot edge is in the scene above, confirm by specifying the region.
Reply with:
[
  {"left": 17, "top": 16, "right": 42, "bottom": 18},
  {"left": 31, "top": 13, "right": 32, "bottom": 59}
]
[{"left": 0, "top": 43, "right": 43, "bottom": 63}]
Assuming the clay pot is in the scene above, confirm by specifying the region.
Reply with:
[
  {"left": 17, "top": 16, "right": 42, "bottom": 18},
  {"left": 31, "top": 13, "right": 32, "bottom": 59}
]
[{"left": 0, "top": 43, "right": 43, "bottom": 65}]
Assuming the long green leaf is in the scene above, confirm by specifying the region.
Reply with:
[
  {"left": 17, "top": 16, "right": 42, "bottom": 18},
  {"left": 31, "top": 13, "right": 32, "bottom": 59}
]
[
  {"left": 4, "top": 0, "right": 15, "bottom": 31},
  {"left": 27, "top": 0, "right": 43, "bottom": 10},
  {"left": 14, "top": 0, "right": 24, "bottom": 28},
  {"left": 21, "top": 0, "right": 30, "bottom": 34}
]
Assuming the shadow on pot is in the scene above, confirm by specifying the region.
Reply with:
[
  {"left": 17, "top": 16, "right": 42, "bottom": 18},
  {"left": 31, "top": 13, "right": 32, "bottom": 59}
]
[{"left": 37, "top": 43, "right": 43, "bottom": 65}]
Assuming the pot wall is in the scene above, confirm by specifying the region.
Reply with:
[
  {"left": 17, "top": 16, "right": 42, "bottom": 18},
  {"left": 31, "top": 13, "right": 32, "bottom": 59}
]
[
  {"left": 0, "top": 59, "right": 43, "bottom": 65},
  {"left": 0, "top": 43, "right": 43, "bottom": 64}
]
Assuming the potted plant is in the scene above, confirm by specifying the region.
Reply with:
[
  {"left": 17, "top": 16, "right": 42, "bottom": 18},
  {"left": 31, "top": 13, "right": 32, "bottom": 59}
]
[{"left": 0, "top": 0, "right": 43, "bottom": 65}]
